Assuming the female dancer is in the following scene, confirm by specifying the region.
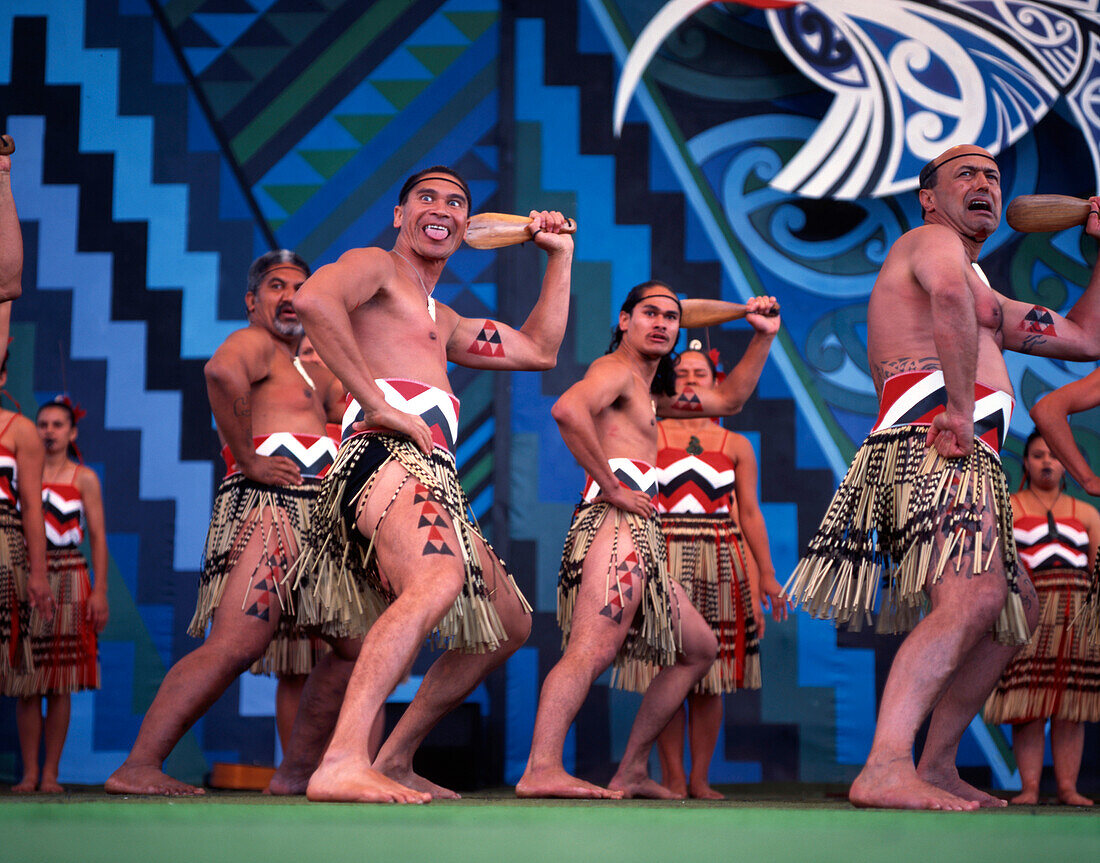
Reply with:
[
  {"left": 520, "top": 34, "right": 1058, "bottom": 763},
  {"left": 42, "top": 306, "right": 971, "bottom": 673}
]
[
  {"left": 10, "top": 397, "right": 107, "bottom": 792},
  {"left": 652, "top": 347, "right": 785, "bottom": 798},
  {"left": 984, "top": 431, "right": 1100, "bottom": 805}
]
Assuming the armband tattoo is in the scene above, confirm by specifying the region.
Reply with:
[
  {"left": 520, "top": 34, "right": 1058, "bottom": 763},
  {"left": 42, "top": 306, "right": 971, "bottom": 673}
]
[{"left": 468, "top": 320, "right": 505, "bottom": 358}]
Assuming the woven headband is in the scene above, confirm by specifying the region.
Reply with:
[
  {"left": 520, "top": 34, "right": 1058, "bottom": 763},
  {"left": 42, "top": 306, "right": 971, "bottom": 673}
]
[{"left": 919, "top": 151, "right": 997, "bottom": 188}]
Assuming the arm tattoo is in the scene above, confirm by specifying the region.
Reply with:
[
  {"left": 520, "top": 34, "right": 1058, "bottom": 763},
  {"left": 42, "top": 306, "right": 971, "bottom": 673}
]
[
  {"left": 670, "top": 388, "right": 704, "bottom": 412},
  {"left": 1019, "top": 305, "right": 1056, "bottom": 337},
  {"left": 233, "top": 396, "right": 251, "bottom": 417},
  {"left": 1020, "top": 333, "right": 1047, "bottom": 353},
  {"left": 468, "top": 320, "right": 505, "bottom": 358}
]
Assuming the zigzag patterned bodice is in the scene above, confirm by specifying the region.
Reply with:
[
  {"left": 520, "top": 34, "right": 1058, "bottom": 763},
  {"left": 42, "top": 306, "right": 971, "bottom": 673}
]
[
  {"left": 43, "top": 481, "right": 84, "bottom": 549},
  {"left": 222, "top": 432, "right": 338, "bottom": 480},
  {"left": 0, "top": 443, "right": 15, "bottom": 506},
  {"left": 342, "top": 379, "right": 461, "bottom": 453},
  {"left": 656, "top": 447, "right": 735, "bottom": 515},
  {"left": 1014, "top": 512, "right": 1090, "bottom": 572}
]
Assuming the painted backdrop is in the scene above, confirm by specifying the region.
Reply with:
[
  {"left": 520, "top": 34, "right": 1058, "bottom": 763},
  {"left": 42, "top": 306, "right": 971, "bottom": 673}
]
[{"left": 1, "top": 0, "right": 1098, "bottom": 790}]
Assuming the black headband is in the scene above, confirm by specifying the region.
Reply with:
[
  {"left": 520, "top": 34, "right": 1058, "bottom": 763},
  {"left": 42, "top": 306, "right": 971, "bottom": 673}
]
[
  {"left": 636, "top": 290, "right": 682, "bottom": 312},
  {"left": 410, "top": 176, "right": 469, "bottom": 197},
  {"left": 919, "top": 151, "right": 997, "bottom": 188}
]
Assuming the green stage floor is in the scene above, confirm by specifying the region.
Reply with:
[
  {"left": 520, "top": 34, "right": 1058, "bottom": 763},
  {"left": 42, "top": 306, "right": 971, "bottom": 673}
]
[{"left": 2, "top": 785, "right": 1097, "bottom": 863}]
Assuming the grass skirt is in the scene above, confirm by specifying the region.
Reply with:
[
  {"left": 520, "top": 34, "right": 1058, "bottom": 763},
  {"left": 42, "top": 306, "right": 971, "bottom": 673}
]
[
  {"left": 187, "top": 473, "right": 321, "bottom": 675},
  {"left": 557, "top": 502, "right": 679, "bottom": 689},
  {"left": 784, "top": 425, "right": 1029, "bottom": 645},
  {"left": 618, "top": 514, "right": 760, "bottom": 695},
  {"left": 984, "top": 564, "right": 1100, "bottom": 723},
  {"left": 8, "top": 548, "right": 100, "bottom": 696},
  {"left": 291, "top": 434, "right": 528, "bottom": 653},
  {"left": 0, "top": 502, "right": 32, "bottom": 692}
]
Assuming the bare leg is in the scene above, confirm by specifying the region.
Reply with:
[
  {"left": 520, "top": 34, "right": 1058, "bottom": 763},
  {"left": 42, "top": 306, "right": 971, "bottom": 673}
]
[
  {"left": 38, "top": 692, "right": 70, "bottom": 793},
  {"left": 268, "top": 644, "right": 358, "bottom": 795},
  {"left": 275, "top": 674, "right": 306, "bottom": 751},
  {"left": 655, "top": 705, "right": 687, "bottom": 796},
  {"left": 849, "top": 504, "right": 1013, "bottom": 811},
  {"left": 106, "top": 518, "right": 285, "bottom": 796},
  {"left": 917, "top": 574, "right": 1038, "bottom": 808},
  {"left": 1051, "top": 719, "right": 1092, "bottom": 806},
  {"left": 609, "top": 583, "right": 717, "bottom": 799},
  {"left": 517, "top": 513, "right": 648, "bottom": 799},
  {"left": 306, "top": 465, "right": 472, "bottom": 804},
  {"left": 13, "top": 696, "right": 41, "bottom": 792},
  {"left": 374, "top": 542, "right": 532, "bottom": 800},
  {"left": 686, "top": 692, "right": 724, "bottom": 799},
  {"left": 1008, "top": 720, "right": 1044, "bottom": 804}
]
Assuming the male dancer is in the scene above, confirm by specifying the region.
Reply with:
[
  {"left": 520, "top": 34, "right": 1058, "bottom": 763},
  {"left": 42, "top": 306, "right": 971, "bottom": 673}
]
[
  {"left": 106, "top": 250, "right": 347, "bottom": 796},
  {"left": 516, "top": 280, "right": 780, "bottom": 798},
  {"left": 786, "top": 145, "right": 1100, "bottom": 809},
  {"left": 290, "top": 166, "right": 573, "bottom": 803}
]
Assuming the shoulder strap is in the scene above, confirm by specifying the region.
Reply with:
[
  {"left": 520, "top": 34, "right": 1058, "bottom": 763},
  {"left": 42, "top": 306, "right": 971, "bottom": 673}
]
[
  {"left": 657, "top": 422, "right": 668, "bottom": 449},
  {"left": 0, "top": 411, "right": 18, "bottom": 439}
]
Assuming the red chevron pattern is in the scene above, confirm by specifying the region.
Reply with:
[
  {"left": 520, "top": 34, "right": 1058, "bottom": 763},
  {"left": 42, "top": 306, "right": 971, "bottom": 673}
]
[
  {"left": 222, "top": 433, "right": 338, "bottom": 479},
  {"left": 656, "top": 450, "right": 735, "bottom": 515},
  {"left": 342, "top": 379, "right": 461, "bottom": 453},
  {"left": 0, "top": 448, "right": 16, "bottom": 506},
  {"left": 871, "top": 370, "right": 1014, "bottom": 454},
  {"left": 583, "top": 458, "right": 658, "bottom": 503},
  {"left": 1014, "top": 514, "right": 1090, "bottom": 571},
  {"left": 43, "top": 482, "right": 84, "bottom": 549}
]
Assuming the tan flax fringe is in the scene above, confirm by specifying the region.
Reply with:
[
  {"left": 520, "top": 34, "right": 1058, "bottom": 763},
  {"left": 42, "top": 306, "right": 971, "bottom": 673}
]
[
  {"left": 0, "top": 501, "right": 33, "bottom": 693},
  {"left": 1079, "top": 547, "right": 1100, "bottom": 648},
  {"left": 557, "top": 502, "right": 679, "bottom": 690},
  {"left": 784, "top": 425, "right": 1029, "bottom": 646},
  {"left": 985, "top": 564, "right": 1100, "bottom": 723},
  {"left": 290, "top": 434, "right": 528, "bottom": 653},
  {"left": 187, "top": 473, "right": 320, "bottom": 642},
  {"left": 10, "top": 549, "right": 100, "bottom": 696}
]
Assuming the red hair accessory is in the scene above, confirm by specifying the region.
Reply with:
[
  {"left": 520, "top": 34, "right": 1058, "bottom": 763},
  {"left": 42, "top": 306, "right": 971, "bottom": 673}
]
[{"left": 54, "top": 394, "right": 87, "bottom": 424}]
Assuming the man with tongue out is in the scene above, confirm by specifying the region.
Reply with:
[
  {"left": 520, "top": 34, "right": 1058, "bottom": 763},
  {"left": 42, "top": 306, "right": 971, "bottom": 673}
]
[
  {"left": 288, "top": 166, "right": 573, "bottom": 803},
  {"left": 785, "top": 144, "right": 1100, "bottom": 810}
]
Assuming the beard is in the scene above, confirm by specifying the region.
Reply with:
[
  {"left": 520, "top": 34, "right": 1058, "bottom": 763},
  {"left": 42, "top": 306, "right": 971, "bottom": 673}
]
[{"left": 272, "top": 316, "right": 304, "bottom": 338}]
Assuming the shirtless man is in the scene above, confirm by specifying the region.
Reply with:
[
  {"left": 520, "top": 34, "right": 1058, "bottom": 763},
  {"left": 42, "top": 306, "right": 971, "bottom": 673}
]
[
  {"left": 1, "top": 134, "right": 23, "bottom": 366},
  {"left": 516, "top": 280, "right": 780, "bottom": 798},
  {"left": 785, "top": 145, "right": 1100, "bottom": 810},
  {"left": 289, "top": 166, "right": 573, "bottom": 803},
  {"left": 105, "top": 250, "right": 347, "bottom": 796}
]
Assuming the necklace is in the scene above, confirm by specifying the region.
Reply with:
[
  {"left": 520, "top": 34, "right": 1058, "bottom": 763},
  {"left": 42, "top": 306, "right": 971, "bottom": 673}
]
[
  {"left": 392, "top": 249, "right": 436, "bottom": 322},
  {"left": 1029, "top": 487, "right": 1061, "bottom": 513}
]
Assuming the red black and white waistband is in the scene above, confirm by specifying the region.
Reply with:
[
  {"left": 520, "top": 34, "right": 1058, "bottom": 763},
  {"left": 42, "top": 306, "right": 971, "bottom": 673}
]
[
  {"left": 222, "top": 432, "right": 338, "bottom": 479},
  {"left": 342, "top": 378, "right": 460, "bottom": 453},
  {"left": 582, "top": 458, "right": 658, "bottom": 503}
]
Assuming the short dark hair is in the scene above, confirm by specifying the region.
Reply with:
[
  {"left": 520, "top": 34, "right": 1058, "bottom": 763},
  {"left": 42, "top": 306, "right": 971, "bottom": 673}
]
[
  {"left": 398, "top": 166, "right": 472, "bottom": 211},
  {"left": 607, "top": 280, "right": 681, "bottom": 397},
  {"left": 246, "top": 250, "right": 310, "bottom": 296}
]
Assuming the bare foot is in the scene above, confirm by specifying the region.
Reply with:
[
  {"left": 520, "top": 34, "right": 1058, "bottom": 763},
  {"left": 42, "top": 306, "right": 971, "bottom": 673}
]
[
  {"left": 306, "top": 753, "right": 430, "bottom": 804},
  {"left": 12, "top": 775, "right": 38, "bottom": 793},
  {"left": 105, "top": 763, "right": 205, "bottom": 797},
  {"left": 1057, "top": 789, "right": 1094, "bottom": 806},
  {"left": 850, "top": 760, "right": 978, "bottom": 811},
  {"left": 516, "top": 766, "right": 624, "bottom": 799},
  {"left": 688, "top": 780, "right": 725, "bottom": 800},
  {"left": 662, "top": 774, "right": 687, "bottom": 798},
  {"left": 38, "top": 777, "right": 64, "bottom": 794},
  {"left": 609, "top": 775, "right": 684, "bottom": 800},
  {"left": 266, "top": 765, "right": 310, "bottom": 796},
  {"left": 1009, "top": 788, "right": 1040, "bottom": 805},
  {"left": 919, "top": 765, "right": 1006, "bottom": 808},
  {"left": 378, "top": 763, "right": 460, "bottom": 800}
]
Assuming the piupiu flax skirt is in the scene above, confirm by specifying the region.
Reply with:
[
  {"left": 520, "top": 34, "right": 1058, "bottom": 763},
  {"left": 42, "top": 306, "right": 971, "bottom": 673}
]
[
  {"left": 291, "top": 434, "right": 528, "bottom": 653},
  {"left": 0, "top": 501, "right": 32, "bottom": 693},
  {"left": 784, "top": 425, "right": 1029, "bottom": 645},
  {"left": 985, "top": 563, "right": 1100, "bottom": 723},
  {"left": 8, "top": 548, "right": 99, "bottom": 696},
  {"left": 558, "top": 501, "right": 679, "bottom": 689}
]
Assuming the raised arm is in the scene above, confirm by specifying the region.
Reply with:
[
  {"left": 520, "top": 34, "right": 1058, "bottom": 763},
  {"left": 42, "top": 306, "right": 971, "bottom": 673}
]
[
  {"left": 658, "top": 296, "right": 780, "bottom": 418},
  {"left": 293, "top": 247, "right": 433, "bottom": 454},
  {"left": 1030, "top": 369, "right": 1100, "bottom": 496},
  {"left": 204, "top": 328, "right": 301, "bottom": 486},
  {"left": 78, "top": 465, "right": 110, "bottom": 633},
  {"left": 1000, "top": 196, "right": 1100, "bottom": 360},
  {"left": 0, "top": 148, "right": 22, "bottom": 302},
  {"left": 445, "top": 211, "right": 573, "bottom": 371},
  {"left": 551, "top": 357, "right": 652, "bottom": 517},
  {"left": 727, "top": 433, "right": 786, "bottom": 623}
]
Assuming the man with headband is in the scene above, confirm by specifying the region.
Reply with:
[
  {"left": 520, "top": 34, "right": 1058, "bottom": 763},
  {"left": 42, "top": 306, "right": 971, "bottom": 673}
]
[
  {"left": 107, "top": 250, "right": 348, "bottom": 796},
  {"left": 786, "top": 144, "right": 1100, "bottom": 809},
  {"left": 517, "top": 280, "right": 779, "bottom": 798},
  {"left": 289, "top": 165, "right": 573, "bottom": 803}
]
